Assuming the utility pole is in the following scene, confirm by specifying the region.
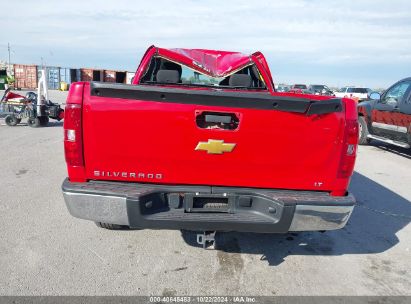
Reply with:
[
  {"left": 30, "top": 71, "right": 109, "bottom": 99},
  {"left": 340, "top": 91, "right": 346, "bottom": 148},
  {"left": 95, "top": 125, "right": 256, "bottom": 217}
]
[{"left": 7, "top": 43, "right": 11, "bottom": 72}]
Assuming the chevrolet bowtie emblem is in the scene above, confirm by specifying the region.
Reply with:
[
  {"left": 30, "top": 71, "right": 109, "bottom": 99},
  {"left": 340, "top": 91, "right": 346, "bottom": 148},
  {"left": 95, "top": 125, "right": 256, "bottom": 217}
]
[{"left": 195, "top": 139, "right": 236, "bottom": 154}]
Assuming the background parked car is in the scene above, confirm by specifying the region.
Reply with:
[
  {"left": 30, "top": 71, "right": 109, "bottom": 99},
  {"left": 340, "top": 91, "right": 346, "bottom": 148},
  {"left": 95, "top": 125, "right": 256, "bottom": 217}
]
[
  {"left": 277, "top": 85, "right": 290, "bottom": 92},
  {"left": 308, "top": 84, "right": 335, "bottom": 96},
  {"left": 292, "top": 84, "right": 307, "bottom": 90},
  {"left": 335, "top": 87, "right": 371, "bottom": 100},
  {"left": 289, "top": 84, "right": 309, "bottom": 94}
]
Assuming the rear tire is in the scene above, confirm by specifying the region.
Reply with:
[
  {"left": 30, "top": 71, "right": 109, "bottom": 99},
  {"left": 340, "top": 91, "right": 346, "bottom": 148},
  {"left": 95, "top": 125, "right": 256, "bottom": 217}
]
[
  {"left": 27, "top": 117, "right": 41, "bottom": 128},
  {"left": 95, "top": 222, "right": 130, "bottom": 230},
  {"left": 39, "top": 116, "right": 49, "bottom": 126},
  {"left": 358, "top": 116, "right": 371, "bottom": 145},
  {"left": 5, "top": 115, "right": 18, "bottom": 126}
]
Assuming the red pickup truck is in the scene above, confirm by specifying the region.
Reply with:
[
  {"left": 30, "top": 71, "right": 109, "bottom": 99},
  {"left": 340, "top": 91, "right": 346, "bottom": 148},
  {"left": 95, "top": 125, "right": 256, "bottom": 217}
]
[{"left": 62, "top": 46, "right": 357, "bottom": 236}]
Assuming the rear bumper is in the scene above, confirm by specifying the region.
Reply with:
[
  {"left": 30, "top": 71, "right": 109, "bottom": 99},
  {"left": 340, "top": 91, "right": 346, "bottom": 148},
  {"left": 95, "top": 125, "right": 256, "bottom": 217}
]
[{"left": 62, "top": 178, "right": 355, "bottom": 233}]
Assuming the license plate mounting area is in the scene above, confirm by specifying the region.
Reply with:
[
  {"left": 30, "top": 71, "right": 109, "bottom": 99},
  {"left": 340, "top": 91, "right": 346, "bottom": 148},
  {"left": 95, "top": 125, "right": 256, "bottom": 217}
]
[{"left": 184, "top": 193, "right": 234, "bottom": 213}]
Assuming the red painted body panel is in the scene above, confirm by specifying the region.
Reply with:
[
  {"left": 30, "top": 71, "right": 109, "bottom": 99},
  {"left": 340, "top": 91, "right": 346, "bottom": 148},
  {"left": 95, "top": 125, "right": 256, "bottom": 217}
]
[
  {"left": 395, "top": 112, "right": 411, "bottom": 131},
  {"left": 163, "top": 48, "right": 250, "bottom": 77},
  {"left": 82, "top": 91, "right": 348, "bottom": 192},
  {"left": 251, "top": 51, "right": 275, "bottom": 90},
  {"left": 371, "top": 108, "right": 411, "bottom": 130},
  {"left": 65, "top": 46, "right": 358, "bottom": 196}
]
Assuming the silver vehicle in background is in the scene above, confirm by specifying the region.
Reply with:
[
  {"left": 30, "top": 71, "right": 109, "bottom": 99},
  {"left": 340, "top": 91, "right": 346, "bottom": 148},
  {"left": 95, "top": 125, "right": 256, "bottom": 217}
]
[{"left": 308, "top": 84, "right": 335, "bottom": 96}]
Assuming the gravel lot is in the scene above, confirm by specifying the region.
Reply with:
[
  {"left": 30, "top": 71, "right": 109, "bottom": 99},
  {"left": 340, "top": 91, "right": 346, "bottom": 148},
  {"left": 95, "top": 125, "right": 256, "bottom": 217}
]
[{"left": 0, "top": 90, "right": 410, "bottom": 296}]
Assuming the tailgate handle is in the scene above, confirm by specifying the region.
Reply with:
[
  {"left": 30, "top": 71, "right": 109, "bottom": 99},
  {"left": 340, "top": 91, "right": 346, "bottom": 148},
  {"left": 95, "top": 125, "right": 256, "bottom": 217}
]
[
  {"left": 205, "top": 114, "right": 232, "bottom": 124},
  {"left": 196, "top": 111, "right": 239, "bottom": 130}
]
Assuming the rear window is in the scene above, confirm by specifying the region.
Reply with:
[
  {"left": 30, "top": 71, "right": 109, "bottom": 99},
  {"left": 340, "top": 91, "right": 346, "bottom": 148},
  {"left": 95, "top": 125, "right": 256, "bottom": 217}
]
[
  {"left": 140, "top": 56, "right": 267, "bottom": 90},
  {"left": 347, "top": 88, "right": 368, "bottom": 93},
  {"left": 293, "top": 84, "right": 307, "bottom": 89},
  {"left": 311, "top": 85, "right": 323, "bottom": 90}
]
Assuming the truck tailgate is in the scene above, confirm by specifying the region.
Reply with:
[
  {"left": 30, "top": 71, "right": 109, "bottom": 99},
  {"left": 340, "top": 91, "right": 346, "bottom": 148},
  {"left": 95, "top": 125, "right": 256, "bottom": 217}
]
[{"left": 82, "top": 83, "right": 345, "bottom": 192}]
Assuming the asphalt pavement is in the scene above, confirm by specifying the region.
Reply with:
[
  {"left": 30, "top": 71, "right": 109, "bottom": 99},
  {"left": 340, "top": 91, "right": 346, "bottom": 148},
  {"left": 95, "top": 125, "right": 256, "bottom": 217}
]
[{"left": 0, "top": 90, "right": 410, "bottom": 295}]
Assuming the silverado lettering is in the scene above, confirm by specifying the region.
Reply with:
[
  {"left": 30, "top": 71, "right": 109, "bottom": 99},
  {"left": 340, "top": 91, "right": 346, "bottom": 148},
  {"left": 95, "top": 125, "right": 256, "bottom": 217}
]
[
  {"left": 94, "top": 170, "right": 163, "bottom": 179},
  {"left": 62, "top": 46, "right": 358, "bottom": 234}
]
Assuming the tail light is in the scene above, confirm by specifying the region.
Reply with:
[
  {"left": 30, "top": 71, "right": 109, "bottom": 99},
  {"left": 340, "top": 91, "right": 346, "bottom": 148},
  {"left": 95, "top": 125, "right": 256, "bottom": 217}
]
[
  {"left": 63, "top": 82, "right": 86, "bottom": 182},
  {"left": 337, "top": 119, "right": 358, "bottom": 178},
  {"left": 64, "top": 82, "right": 85, "bottom": 170},
  {"left": 64, "top": 104, "right": 83, "bottom": 166}
]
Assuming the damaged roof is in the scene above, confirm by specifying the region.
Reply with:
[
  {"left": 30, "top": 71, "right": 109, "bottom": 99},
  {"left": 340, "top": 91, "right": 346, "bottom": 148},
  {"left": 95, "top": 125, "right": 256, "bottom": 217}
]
[{"left": 156, "top": 47, "right": 252, "bottom": 77}]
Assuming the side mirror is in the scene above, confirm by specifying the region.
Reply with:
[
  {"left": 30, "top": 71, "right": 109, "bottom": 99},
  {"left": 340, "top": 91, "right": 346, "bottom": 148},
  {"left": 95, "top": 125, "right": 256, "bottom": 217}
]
[{"left": 369, "top": 92, "right": 381, "bottom": 100}]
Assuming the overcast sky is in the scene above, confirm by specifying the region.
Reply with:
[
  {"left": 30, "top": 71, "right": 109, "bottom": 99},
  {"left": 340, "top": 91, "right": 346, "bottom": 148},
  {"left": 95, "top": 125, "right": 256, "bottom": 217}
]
[{"left": 1, "top": 0, "right": 411, "bottom": 88}]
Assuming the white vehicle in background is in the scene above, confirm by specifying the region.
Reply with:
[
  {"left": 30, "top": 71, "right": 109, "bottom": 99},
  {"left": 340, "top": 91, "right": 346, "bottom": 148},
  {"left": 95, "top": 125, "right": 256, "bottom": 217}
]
[{"left": 335, "top": 87, "right": 371, "bottom": 100}]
